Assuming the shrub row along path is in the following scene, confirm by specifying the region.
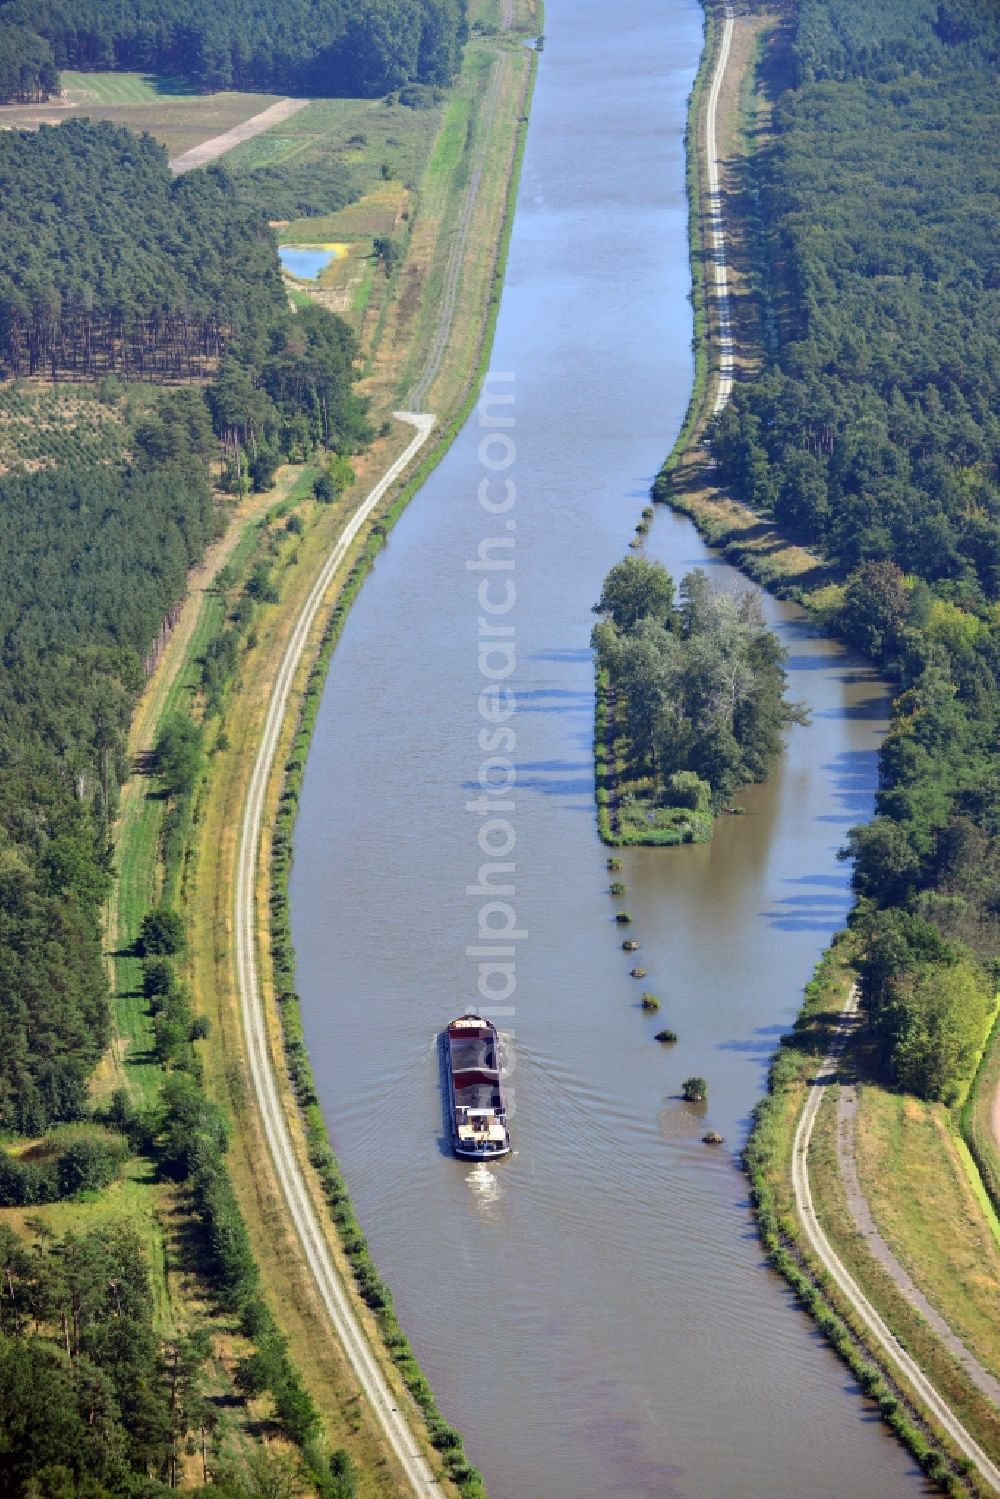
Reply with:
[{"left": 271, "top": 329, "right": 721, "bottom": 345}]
[
  {"left": 792, "top": 986, "right": 1000, "bottom": 1491},
  {"left": 169, "top": 98, "right": 310, "bottom": 175},
  {"left": 234, "top": 412, "right": 440, "bottom": 1498},
  {"left": 706, "top": 0, "right": 735, "bottom": 416}
]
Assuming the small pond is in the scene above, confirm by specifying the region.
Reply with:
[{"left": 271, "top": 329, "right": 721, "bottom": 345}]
[{"left": 278, "top": 244, "right": 344, "bottom": 280}]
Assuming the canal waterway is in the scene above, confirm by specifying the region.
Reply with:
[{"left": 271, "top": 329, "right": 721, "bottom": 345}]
[{"left": 290, "top": 0, "right": 925, "bottom": 1494}]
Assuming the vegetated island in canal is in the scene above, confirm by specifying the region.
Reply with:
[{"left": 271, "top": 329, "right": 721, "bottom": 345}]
[{"left": 592, "top": 554, "right": 804, "bottom": 845}]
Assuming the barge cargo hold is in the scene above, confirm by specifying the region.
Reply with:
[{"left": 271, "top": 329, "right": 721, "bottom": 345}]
[{"left": 445, "top": 1013, "right": 511, "bottom": 1160}]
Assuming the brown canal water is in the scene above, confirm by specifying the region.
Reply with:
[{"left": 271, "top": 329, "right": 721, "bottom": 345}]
[{"left": 290, "top": 1, "right": 926, "bottom": 1494}]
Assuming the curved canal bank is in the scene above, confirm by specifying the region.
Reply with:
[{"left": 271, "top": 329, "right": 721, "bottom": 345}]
[{"left": 289, "top": 1, "right": 926, "bottom": 1494}]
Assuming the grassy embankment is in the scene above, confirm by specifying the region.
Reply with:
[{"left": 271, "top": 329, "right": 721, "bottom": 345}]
[
  {"left": 650, "top": 6, "right": 826, "bottom": 598},
  {"left": 809, "top": 1087, "right": 1000, "bottom": 1470},
  {"left": 853, "top": 1090, "right": 1000, "bottom": 1374},
  {"left": 744, "top": 943, "right": 1000, "bottom": 1494},
  {"left": 963, "top": 1015, "right": 1000, "bottom": 1219},
  {"left": 658, "top": 6, "right": 1000, "bottom": 1489},
  {"left": 369, "top": 9, "right": 538, "bottom": 415}
]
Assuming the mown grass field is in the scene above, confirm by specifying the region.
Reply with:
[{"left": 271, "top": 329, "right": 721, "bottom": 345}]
[{"left": 62, "top": 70, "right": 199, "bottom": 103}]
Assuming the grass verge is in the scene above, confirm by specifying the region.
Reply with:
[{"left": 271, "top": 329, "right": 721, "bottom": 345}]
[
  {"left": 367, "top": 36, "right": 532, "bottom": 415},
  {"left": 744, "top": 939, "right": 997, "bottom": 1495},
  {"left": 853, "top": 1088, "right": 1000, "bottom": 1385}
]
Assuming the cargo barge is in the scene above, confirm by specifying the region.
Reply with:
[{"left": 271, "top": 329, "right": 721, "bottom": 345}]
[{"left": 444, "top": 1013, "right": 511, "bottom": 1160}]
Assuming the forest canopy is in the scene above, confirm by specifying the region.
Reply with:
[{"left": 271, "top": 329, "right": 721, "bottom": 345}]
[
  {"left": 0, "top": 20, "right": 57, "bottom": 101},
  {"left": 711, "top": 0, "right": 1000, "bottom": 601},
  {"left": 0, "top": 0, "right": 468, "bottom": 99},
  {"left": 0, "top": 122, "right": 286, "bottom": 381},
  {"left": 0, "top": 408, "right": 219, "bottom": 1134}
]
